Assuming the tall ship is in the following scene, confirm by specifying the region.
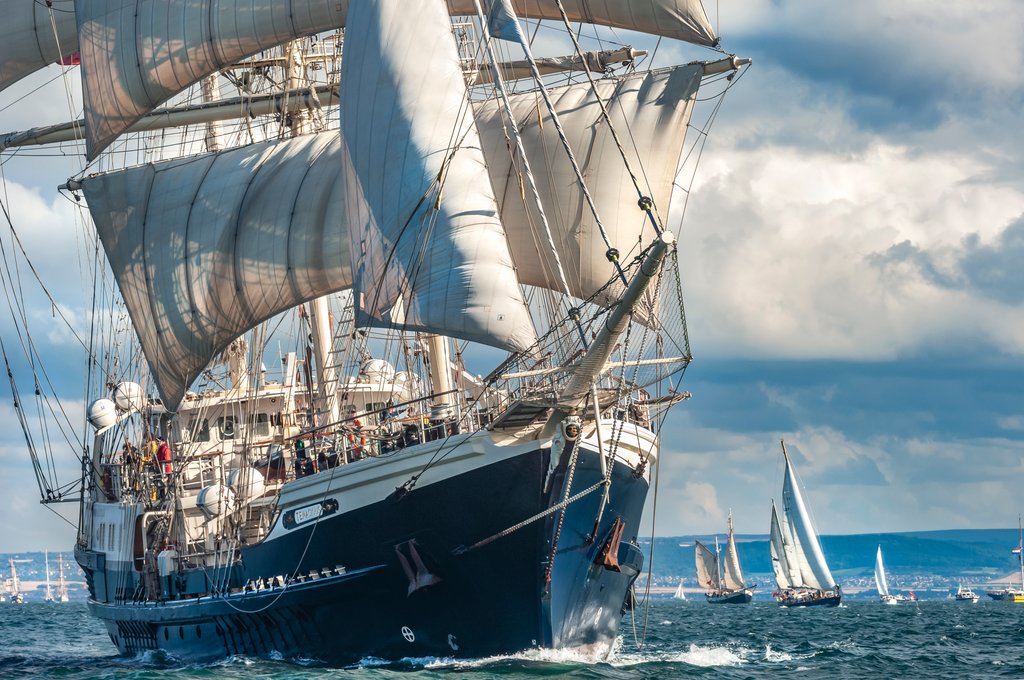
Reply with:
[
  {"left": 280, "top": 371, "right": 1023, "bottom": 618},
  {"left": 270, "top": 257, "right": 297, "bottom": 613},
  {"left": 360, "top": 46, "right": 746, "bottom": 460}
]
[
  {"left": 0, "top": 0, "right": 748, "bottom": 664},
  {"left": 987, "top": 516, "right": 1024, "bottom": 602},
  {"left": 769, "top": 441, "right": 842, "bottom": 607},
  {"left": 694, "top": 513, "right": 752, "bottom": 604}
]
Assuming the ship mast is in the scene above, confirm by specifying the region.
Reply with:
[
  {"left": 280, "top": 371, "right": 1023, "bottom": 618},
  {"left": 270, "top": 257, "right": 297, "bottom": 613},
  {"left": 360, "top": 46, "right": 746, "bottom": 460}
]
[{"left": 283, "top": 39, "right": 341, "bottom": 430}]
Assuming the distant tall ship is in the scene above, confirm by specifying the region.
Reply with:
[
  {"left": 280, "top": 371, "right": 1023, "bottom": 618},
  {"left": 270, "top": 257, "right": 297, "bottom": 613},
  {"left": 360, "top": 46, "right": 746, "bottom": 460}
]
[
  {"left": 987, "top": 516, "right": 1024, "bottom": 602},
  {"left": 769, "top": 441, "right": 841, "bottom": 607},
  {"left": 695, "top": 512, "right": 753, "bottom": 604}
]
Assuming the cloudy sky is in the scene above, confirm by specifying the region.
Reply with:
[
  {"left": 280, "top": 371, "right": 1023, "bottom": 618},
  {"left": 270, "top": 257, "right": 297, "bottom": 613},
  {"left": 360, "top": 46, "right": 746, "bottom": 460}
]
[{"left": 1, "top": 1, "right": 1023, "bottom": 551}]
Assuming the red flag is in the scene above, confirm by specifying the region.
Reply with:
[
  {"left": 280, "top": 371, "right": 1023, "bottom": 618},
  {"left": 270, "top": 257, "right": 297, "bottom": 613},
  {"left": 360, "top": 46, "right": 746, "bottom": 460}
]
[{"left": 57, "top": 53, "right": 80, "bottom": 66}]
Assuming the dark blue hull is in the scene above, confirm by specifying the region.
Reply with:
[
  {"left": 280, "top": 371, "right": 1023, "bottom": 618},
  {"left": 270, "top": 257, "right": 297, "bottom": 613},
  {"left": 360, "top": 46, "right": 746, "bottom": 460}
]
[
  {"left": 81, "top": 439, "right": 649, "bottom": 663},
  {"left": 705, "top": 589, "right": 752, "bottom": 604}
]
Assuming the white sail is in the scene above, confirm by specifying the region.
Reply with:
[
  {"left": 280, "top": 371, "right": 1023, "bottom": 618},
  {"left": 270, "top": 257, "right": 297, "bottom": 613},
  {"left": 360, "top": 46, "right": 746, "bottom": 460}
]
[
  {"left": 875, "top": 545, "right": 890, "bottom": 597},
  {"left": 780, "top": 444, "right": 837, "bottom": 590},
  {"left": 339, "top": 0, "right": 535, "bottom": 352},
  {"left": 72, "top": 0, "right": 716, "bottom": 158},
  {"left": 769, "top": 500, "right": 794, "bottom": 590},
  {"left": 476, "top": 65, "right": 702, "bottom": 309},
  {"left": 0, "top": 0, "right": 79, "bottom": 92},
  {"left": 78, "top": 62, "right": 698, "bottom": 408},
  {"left": 722, "top": 514, "right": 746, "bottom": 591},
  {"left": 673, "top": 581, "right": 687, "bottom": 600},
  {"left": 80, "top": 133, "right": 351, "bottom": 408},
  {"left": 694, "top": 540, "right": 719, "bottom": 591}
]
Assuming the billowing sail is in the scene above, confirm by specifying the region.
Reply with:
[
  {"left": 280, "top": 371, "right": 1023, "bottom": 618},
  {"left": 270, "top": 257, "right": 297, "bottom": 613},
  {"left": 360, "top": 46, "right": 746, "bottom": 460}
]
[
  {"left": 769, "top": 500, "right": 794, "bottom": 590},
  {"left": 81, "top": 133, "right": 351, "bottom": 409},
  {"left": 339, "top": 0, "right": 535, "bottom": 352},
  {"left": 79, "top": 61, "right": 696, "bottom": 408},
  {"left": 73, "top": 0, "right": 716, "bottom": 159},
  {"left": 780, "top": 444, "right": 838, "bottom": 590},
  {"left": 722, "top": 515, "right": 746, "bottom": 591},
  {"left": 0, "top": 0, "right": 78, "bottom": 93},
  {"left": 694, "top": 540, "right": 719, "bottom": 591},
  {"left": 875, "top": 545, "right": 890, "bottom": 597},
  {"left": 476, "top": 65, "right": 702, "bottom": 308}
]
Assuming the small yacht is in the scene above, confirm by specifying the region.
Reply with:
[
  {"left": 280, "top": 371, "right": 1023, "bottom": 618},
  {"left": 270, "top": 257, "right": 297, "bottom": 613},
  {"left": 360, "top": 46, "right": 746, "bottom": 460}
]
[{"left": 955, "top": 584, "right": 980, "bottom": 603}]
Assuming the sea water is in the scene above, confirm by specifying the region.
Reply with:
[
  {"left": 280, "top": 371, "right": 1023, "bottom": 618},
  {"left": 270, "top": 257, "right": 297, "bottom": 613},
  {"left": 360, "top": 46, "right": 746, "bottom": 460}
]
[{"left": 2, "top": 598, "right": 1020, "bottom": 678}]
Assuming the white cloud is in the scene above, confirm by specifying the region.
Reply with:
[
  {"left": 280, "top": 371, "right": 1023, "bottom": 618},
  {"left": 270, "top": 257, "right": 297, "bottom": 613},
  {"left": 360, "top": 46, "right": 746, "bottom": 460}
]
[{"left": 676, "top": 136, "right": 1024, "bottom": 359}]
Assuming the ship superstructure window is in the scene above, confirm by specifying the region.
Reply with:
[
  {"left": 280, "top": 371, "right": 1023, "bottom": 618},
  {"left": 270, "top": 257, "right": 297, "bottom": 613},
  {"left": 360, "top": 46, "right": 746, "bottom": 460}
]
[
  {"left": 218, "top": 415, "right": 239, "bottom": 439},
  {"left": 252, "top": 413, "right": 270, "bottom": 437},
  {"left": 187, "top": 418, "right": 211, "bottom": 442}
]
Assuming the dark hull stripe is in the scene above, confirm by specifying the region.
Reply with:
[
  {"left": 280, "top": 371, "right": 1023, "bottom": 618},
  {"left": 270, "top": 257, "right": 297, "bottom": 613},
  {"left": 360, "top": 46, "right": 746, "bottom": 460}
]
[{"left": 83, "top": 442, "right": 649, "bottom": 663}]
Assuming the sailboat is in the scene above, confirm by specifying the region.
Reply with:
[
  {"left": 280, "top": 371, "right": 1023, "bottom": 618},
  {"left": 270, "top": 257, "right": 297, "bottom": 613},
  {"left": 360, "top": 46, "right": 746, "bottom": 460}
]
[
  {"left": 44, "top": 551, "right": 55, "bottom": 603},
  {"left": 673, "top": 581, "right": 688, "bottom": 601},
  {"left": 7, "top": 560, "right": 26, "bottom": 604},
  {"left": 694, "top": 513, "right": 753, "bottom": 604},
  {"left": 57, "top": 554, "right": 70, "bottom": 603},
  {"left": 0, "top": 0, "right": 748, "bottom": 664},
  {"left": 769, "top": 441, "right": 841, "bottom": 607},
  {"left": 874, "top": 545, "right": 914, "bottom": 604}
]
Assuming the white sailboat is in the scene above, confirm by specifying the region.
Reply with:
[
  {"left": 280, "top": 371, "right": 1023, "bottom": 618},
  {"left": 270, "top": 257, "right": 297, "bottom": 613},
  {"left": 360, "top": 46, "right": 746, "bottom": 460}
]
[
  {"left": 695, "top": 512, "right": 753, "bottom": 603},
  {"left": 673, "top": 581, "right": 688, "bottom": 601},
  {"left": 769, "top": 441, "right": 841, "bottom": 607},
  {"left": 0, "top": 0, "right": 749, "bottom": 663},
  {"left": 44, "top": 551, "right": 55, "bottom": 603},
  {"left": 57, "top": 554, "right": 70, "bottom": 603},
  {"left": 875, "top": 545, "right": 915, "bottom": 605}
]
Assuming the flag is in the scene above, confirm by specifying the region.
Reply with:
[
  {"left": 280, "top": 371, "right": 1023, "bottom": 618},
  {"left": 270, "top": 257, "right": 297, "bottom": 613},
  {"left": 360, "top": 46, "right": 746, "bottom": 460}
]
[
  {"left": 486, "top": 0, "right": 526, "bottom": 44},
  {"left": 57, "top": 53, "right": 80, "bottom": 66},
  {"left": 1013, "top": 546, "right": 1021, "bottom": 560}
]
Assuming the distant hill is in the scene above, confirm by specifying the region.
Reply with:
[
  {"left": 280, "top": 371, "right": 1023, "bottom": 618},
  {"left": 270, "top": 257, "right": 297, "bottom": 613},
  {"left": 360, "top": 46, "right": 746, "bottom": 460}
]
[{"left": 641, "top": 528, "right": 1022, "bottom": 584}]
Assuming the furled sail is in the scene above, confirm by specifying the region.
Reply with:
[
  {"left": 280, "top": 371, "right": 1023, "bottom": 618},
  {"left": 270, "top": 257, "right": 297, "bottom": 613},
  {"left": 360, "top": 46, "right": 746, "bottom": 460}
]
[
  {"left": 73, "top": 0, "right": 716, "bottom": 159},
  {"left": 0, "top": 0, "right": 78, "bottom": 93},
  {"left": 874, "top": 545, "right": 890, "bottom": 597},
  {"left": 769, "top": 500, "right": 794, "bottom": 590},
  {"left": 80, "top": 133, "right": 351, "bottom": 409},
  {"left": 781, "top": 445, "right": 838, "bottom": 590},
  {"left": 694, "top": 540, "right": 719, "bottom": 591},
  {"left": 722, "top": 515, "right": 746, "bottom": 591},
  {"left": 339, "top": 0, "right": 535, "bottom": 352},
  {"left": 476, "top": 65, "right": 702, "bottom": 308}
]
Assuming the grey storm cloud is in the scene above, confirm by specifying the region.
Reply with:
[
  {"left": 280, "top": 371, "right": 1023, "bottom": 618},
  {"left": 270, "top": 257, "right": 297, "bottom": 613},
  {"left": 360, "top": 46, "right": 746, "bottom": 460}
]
[{"left": 871, "top": 214, "right": 1024, "bottom": 305}]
